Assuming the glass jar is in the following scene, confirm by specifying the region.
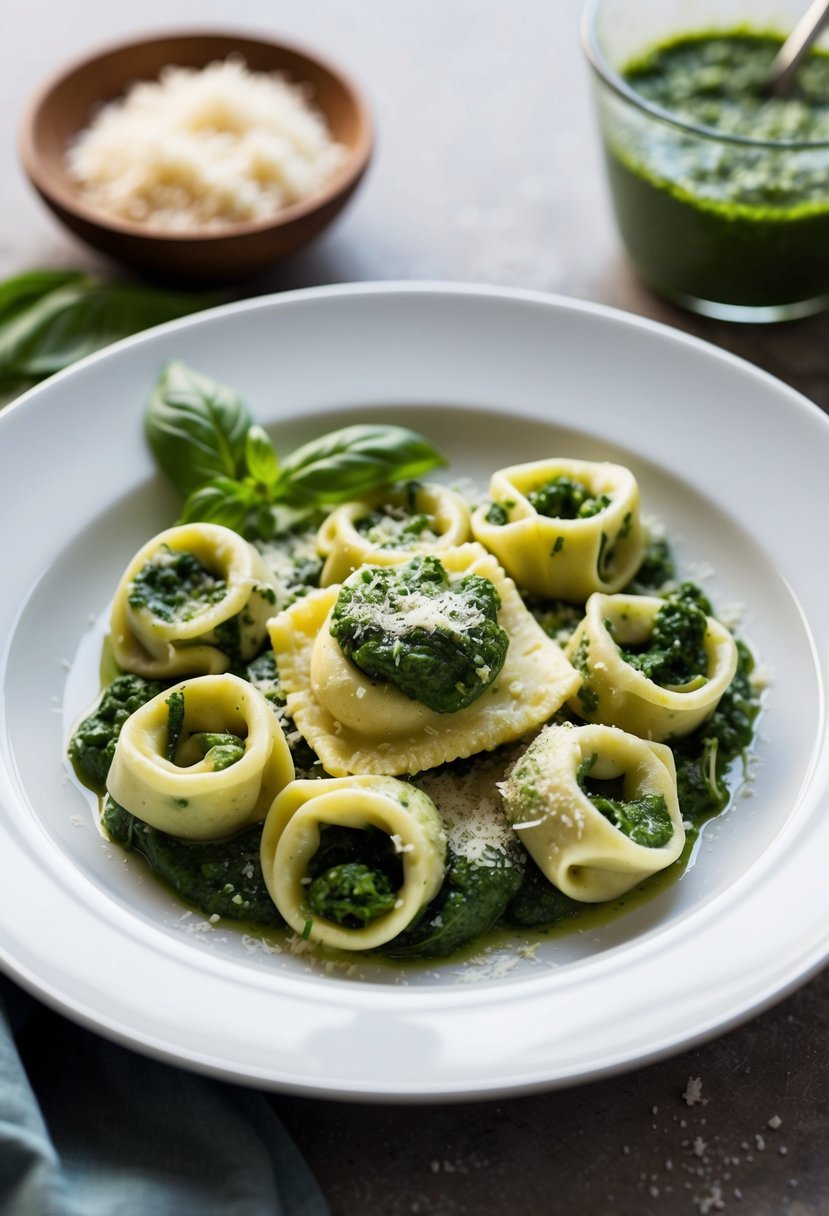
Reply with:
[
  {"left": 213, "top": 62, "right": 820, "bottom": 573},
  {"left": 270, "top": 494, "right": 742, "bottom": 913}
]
[{"left": 582, "top": 0, "right": 829, "bottom": 321}]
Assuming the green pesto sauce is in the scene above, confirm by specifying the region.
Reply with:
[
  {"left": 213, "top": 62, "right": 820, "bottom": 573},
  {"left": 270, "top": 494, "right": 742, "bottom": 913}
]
[
  {"left": 607, "top": 33, "right": 829, "bottom": 307},
  {"left": 103, "top": 798, "right": 284, "bottom": 926}
]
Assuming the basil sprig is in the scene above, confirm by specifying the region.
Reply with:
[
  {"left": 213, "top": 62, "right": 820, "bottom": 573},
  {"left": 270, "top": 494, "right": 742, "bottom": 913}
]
[
  {"left": 0, "top": 271, "right": 219, "bottom": 404},
  {"left": 146, "top": 361, "right": 253, "bottom": 494},
  {"left": 145, "top": 360, "right": 447, "bottom": 540}
]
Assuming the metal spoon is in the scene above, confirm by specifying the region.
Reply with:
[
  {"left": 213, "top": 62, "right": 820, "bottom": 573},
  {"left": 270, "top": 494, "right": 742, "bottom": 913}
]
[{"left": 767, "top": 0, "right": 829, "bottom": 95}]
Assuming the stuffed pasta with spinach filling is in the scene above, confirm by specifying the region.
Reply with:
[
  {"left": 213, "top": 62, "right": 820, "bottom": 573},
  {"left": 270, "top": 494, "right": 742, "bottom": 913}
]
[
  {"left": 110, "top": 522, "right": 278, "bottom": 677},
  {"left": 259, "top": 776, "right": 447, "bottom": 950},
  {"left": 317, "top": 480, "right": 472, "bottom": 585},
  {"left": 268, "top": 542, "right": 581, "bottom": 777},
  {"left": 501, "top": 722, "right": 685, "bottom": 902},
  {"left": 106, "top": 673, "right": 294, "bottom": 840},
  {"left": 471, "top": 457, "right": 644, "bottom": 601},
  {"left": 565, "top": 585, "right": 738, "bottom": 740}
]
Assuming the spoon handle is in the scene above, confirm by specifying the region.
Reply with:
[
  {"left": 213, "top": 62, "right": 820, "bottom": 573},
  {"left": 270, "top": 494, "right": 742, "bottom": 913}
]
[{"left": 768, "top": 0, "right": 829, "bottom": 94}]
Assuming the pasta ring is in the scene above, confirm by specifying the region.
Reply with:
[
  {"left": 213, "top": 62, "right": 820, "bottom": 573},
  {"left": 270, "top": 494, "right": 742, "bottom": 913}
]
[
  {"left": 502, "top": 722, "right": 685, "bottom": 902},
  {"left": 110, "top": 523, "right": 278, "bottom": 678},
  {"left": 566, "top": 592, "right": 738, "bottom": 740},
  {"left": 106, "top": 673, "right": 294, "bottom": 840},
  {"left": 317, "top": 482, "right": 471, "bottom": 586},
  {"left": 260, "top": 775, "right": 447, "bottom": 950},
  {"left": 471, "top": 457, "right": 643, "bottom": 601}
]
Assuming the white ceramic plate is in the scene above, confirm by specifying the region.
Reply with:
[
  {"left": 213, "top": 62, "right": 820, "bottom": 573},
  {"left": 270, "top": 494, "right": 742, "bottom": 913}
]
[{"left": 0, "top": 283, "right": 827, "bottom": 1100}]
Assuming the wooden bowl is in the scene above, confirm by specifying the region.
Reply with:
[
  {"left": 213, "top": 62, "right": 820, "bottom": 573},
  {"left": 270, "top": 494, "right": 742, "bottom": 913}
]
[{"left": 18, "top": 31, "right": 373, "bottom": 284}]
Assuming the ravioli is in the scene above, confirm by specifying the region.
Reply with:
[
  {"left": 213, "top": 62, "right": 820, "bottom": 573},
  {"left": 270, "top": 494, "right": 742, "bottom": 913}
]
[
  {"left": 106, "top": 673, "right": 294, "bottom": 840},
  {"left": 267, "top": 543, "right": 582, "bottom": 776},
  {"left": 565, "top": 592, "right": 739, "bottom": 740},
  {"left": 317, "top": 481, "right": 472, "bottom": 586},
  {"left": 471, "top": 457, "right": 644, "bottom": 601},
  {"left": 260, "top": 775, "right": 447, "bottom": 950},
  {"left": 501, "top": 722, "right": 685, "bottom": 901},
  {"left": 110, "top": 522, "right": 278, "bottom": 678}
]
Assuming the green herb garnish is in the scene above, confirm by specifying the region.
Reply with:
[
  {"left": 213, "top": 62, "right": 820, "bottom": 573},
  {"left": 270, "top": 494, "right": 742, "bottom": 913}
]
[
  {"left": 0, "top": 273, "right": 218, "bottom": 403},
  {"left": 145, "top": 361, "right": 447, "bottom": 541}
]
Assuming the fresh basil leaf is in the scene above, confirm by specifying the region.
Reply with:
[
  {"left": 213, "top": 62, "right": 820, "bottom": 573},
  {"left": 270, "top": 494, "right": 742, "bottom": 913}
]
[
  {"left": 147, "top": 361, "right": 254, "bottom": 495},
  {"left": 273, "top": 425, "right": 447, "bottom": 506},
  {"left": 0, "top": 281, "right": 218, "bottom": 382},
  {"left": 0, "top": 270, "right": 88, "bottom": 329},
  {"left": 255, "top": 503, "right": 278, "bottom": 541},
  {"left": 178, "top": 477, "right": 258, "bottom": 531},
  {"left": 245, "top": 425, "right": 280, "bottom": 488}
]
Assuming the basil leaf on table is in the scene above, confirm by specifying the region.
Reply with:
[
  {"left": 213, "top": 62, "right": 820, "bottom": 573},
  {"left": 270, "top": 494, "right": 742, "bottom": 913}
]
[
  {"left": 146, "top": 361, "right": 253, "bottom": 495},
  {"left": 0, "top": 280, "right": 218, "bottom": 385},
  {"left": 273, "top": 424, "right": 448, "bottom": 505},
  {"left": 0, "top": 269, "right": 87, "bottom": 329}
]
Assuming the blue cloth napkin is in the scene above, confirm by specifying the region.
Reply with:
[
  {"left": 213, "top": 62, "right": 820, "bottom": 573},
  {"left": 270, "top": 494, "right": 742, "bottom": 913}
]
[{"left": 0, "top": 975, "right": 328, "bottom": 1216}]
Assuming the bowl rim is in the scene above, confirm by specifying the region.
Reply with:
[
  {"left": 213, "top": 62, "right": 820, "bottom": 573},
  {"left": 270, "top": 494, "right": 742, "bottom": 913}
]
[
  {"left": 580, "top": 0, "right": 829, "bottom": 152},
  {"left": 17, "top": 27, "right": 374, "bottom": 245}
]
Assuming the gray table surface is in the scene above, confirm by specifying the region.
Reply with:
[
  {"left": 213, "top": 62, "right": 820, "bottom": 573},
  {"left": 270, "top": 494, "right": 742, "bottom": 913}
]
[{"left": 3, "top": 2, "right": 827, "bottom": 1213}]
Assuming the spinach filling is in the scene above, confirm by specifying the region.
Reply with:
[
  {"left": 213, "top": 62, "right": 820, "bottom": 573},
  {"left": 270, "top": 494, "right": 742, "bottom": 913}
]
[
  {"left": 354, "top": 483, "right": 437, "bottom": 550},
  {"left": 625, "top": 533, "right": 675, "bottom": 595},
  {"left": 69, "top": 673, "right": 167, "bottom": 794},
  {"left": 356, "top": 512, "right": 435, "bottom": 549},
  {"left": 164, "top": 689, "right": 186, "bottom": 761},
  {"left": 163, "top": 689, "right": 245, "bottom": 771},
  {"left": 246, "top": 651, "right": 324, "bottom": 778},
  {"left": 617, "top": 583, "right": 711, "bottom": 687},
  {"left": 485, "top": 502, "right": 510, "bottom": 526},
  {"left": 306, "top": 825, "right": 403, "bottom": 929},
  {"left": 576, "top": 752, "right": 673, "bottom": 849},
  {"left": 128, "top": 547, "right": 228, "bottom": 622},
  {"left": 189, "top": 732, "right": 245, "bottom": 770},
  {"left": 527, "top": 475, "right": 610, "bottom": 520},
  {"left": 505, "top": 858, "right": 585, "bottom": 929},
  {"left": 329, "top": 555, "right": 509, "bottom": 714}
]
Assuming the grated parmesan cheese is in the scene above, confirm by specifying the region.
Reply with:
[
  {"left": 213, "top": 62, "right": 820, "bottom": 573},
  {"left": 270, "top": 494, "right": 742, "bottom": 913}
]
[
  {"left": 66, "top": 57, "right": 347, "bottom": 231},
  {"left": 348, "top": 569, "right": 487, "bottom": 640},
  {"left": 416, "top": 753, "right": 518, "bottom": 866}
]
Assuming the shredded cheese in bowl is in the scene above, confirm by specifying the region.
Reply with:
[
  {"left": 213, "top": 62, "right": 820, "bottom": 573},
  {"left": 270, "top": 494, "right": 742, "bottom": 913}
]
[{"left": 65, "top": 57, "right": 348, "bottom": 231}]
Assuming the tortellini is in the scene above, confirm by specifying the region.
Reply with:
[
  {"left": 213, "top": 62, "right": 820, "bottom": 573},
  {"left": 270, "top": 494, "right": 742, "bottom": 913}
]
[
  {"left": 471, "top": 458, "right": 644, "bottom": 601},
  {"left": 317, "top": 481, "right": 471, "bottom": 586},
  {"left": 565, "top": 592, "right": 738, "bottom": 741},
  {"left": 501, "top": 723, "right": 685, "bottom": 902},
  {"left": 106, "top": 674, "right": 294, "bottom": 840},
  {"left": 110, "top": 523, "right": 278, "bottom": 678},
  {"left": 259, "top": 775, "right": 447, "bottom": 950},
  {"left": 267, "top": 543, "right": 582, "bottom": 776}
]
